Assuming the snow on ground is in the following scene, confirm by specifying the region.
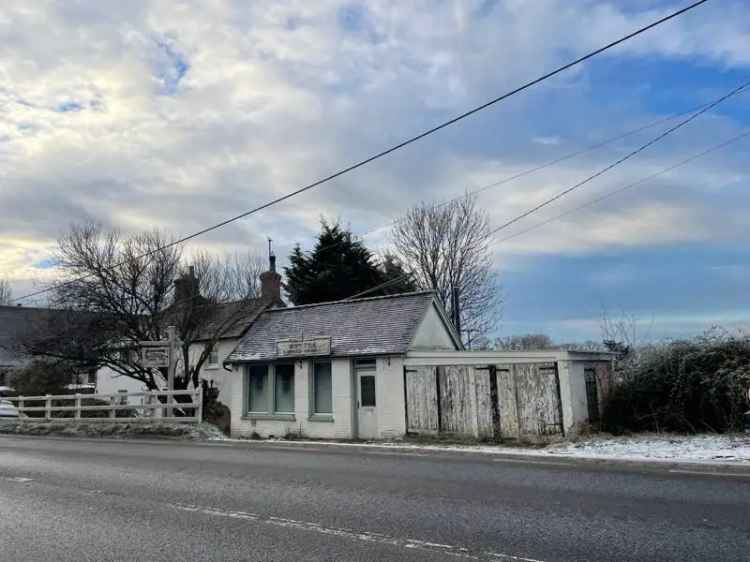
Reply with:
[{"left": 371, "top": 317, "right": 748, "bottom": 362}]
[
  {"left": 0, "top": 420, "right": 228, "bottom": 441},
  {"left": 546, "top": 434, "right": 750, "bottom": 463},
  {"left": 231, "top": 433, "right": 750, "bottom": 464}
]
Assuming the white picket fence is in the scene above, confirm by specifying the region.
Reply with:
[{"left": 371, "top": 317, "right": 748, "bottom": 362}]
[{"left": 8, "top": 389, "right": 202, "bottom": 423}]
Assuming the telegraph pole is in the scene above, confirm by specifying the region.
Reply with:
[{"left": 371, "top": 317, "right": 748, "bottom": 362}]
[{"left": 451, "top": 287, "right": 461, "bottom": 340}]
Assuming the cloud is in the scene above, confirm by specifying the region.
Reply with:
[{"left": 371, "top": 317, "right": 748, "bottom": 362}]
[
  {"left": 532, "top": 136, "right": 561, "bottom": 146},
  {"left": 0, "top": 1, "right": 747, "bottom": 338}
]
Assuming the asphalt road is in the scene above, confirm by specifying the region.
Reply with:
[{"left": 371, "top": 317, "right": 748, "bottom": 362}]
[{"left": 1, "top": 436, "right": 749, "bottom": 562}]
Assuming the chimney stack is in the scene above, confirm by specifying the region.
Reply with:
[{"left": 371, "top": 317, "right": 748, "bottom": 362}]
[
  {"left": 260, "top": 243, "right": 281, "bottom": 305},
  {"left": 174, "top": 265, "right": 200, "bottom": 305}
]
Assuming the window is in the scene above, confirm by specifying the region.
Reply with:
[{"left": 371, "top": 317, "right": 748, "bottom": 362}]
[
  {"left": 247, "top": 365, "right": 269, "bottom": 413},
  {"left": 274, "top": 364, "right": 295, "bottom": 413},
  {"left": 246, "top": 364, "right": 295, "bottom": 416},
  {"left": 313, "top": 361, "right": 333, "bottom": 414},
  {"left": 360, "top": 375, "right": 376, "bottom": 407},
  {"left": 87, "top": 370, "right": 97, "bottom": 385},
  {"left": 208, "top": 349, "right": 219, "bottom": 367}
]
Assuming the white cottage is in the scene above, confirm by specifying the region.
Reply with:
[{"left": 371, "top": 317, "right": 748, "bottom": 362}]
[
  {"left": 225, "top": 291, "right": 461, "bottom": 440},
  {"left": 225, "top": 290, "right": 615, "bottom": 441}
]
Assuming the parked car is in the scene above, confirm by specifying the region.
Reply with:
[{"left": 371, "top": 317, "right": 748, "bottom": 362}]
[{"left": 0, "top": 398, "right": 20, "bottom": 418}]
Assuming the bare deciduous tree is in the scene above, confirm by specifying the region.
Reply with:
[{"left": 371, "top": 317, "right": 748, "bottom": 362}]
[
  {"left": 392, "top": 194, "right": 501, "bottom": 346},
  {"left": 166, "top": 250, "right": 267, "bottom": 390},
  {"left": 22, "top": 223, "right": 266, "bottom": 393},
  {"left": 600, "top": 307, "right": 652, "bottom": 355},
  {"left": 0, "top": 278, "right": 12, "bottom": 305}
]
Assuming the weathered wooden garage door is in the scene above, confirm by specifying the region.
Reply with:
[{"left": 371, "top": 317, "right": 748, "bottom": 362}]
[
  {"left": 405, "top": 362, "right": 563, "bottom": 439},
  {"left": 495, "top": 363, "right": 563, "bottom": 438},
  {"left": 404, "top": 365, "right": 492, "bottom": 436},
  {"left": 404, "top": 365, "right": 439, "bottom": 432}
]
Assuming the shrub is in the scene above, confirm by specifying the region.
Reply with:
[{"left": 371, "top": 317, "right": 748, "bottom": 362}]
[
  {"left": 11, "top": 360, "right": 74, "bottom": 397},
  {"left": 204, "top": 399, "right": 230, "bottom": 435},
  {"left": 602, "top": 332, "right": 750, "bottom": 434}
]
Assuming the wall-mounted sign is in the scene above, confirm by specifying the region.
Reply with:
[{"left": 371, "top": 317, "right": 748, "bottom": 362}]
[
  {"left": 277, "top": 336, "right": 331, "bottom": 357},
  {"left": 141, "top": 347, "right": 170, "bottom": 368}
]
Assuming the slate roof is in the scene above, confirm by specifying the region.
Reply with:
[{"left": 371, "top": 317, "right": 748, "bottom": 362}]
[
  {"left": 159, "top": 297, "right": 284, "bottom": 342},
  {"left": 226, "top": 291, "right": 451, "bottom": 363},
  {"left": 191, "top": 298, "right": 280, "bottom": 341},
  {"left": 0, "top": 306, "right": 64, "bottom": 368}
]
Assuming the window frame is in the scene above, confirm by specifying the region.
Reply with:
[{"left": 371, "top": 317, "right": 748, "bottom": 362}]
[
  {"left": 246, "top": 364, "right": 271, "bottom": 414},
  {"left": 311, "top": 360, "right": 333, "bottom": 416},
  {"left": 207, "top": 348, "right": 220, "bottom": 369},
  {"left": 273, "top": 363, "right": 295, "bottom": 414},
  {"left": 244, "top": 363, "right": 297, "bottom": 419}
]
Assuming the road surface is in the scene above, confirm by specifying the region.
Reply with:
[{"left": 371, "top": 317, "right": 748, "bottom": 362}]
[{"left": 1, "top": 436, "right": 749, "bottom": 561}]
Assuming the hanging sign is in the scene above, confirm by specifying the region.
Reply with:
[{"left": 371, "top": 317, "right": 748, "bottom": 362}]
[
  {"left": 141, "top": 347, "right": 170, "bottom": 368},
  {"left": 277, "top": 336, "right": 331, "bottom": 357}
]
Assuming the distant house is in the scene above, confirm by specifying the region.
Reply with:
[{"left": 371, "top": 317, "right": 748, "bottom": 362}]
[
  {"left": 0, "top": 305, "right": 108, "bottom": 394},
  {"left": 0, "top": 257, "right": 284, "bottom": 404},
  {"left": 179, "top": 258, "right": 285, "bottom": 405},
  {"left": 224, "top": 291, "right": 614, "bottom": 441}
]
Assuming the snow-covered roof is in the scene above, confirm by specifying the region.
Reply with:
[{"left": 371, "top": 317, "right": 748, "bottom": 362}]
[{"left": 227, "top": 291, "right": 447, "bottom": 363}]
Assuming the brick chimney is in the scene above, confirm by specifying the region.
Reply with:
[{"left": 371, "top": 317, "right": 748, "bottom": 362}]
[
  {"left": 260, "top": 253, "right": 282, "bottom": 304},
  {"left": 174, "top": 265, "right": 200, "bottom": 305}
]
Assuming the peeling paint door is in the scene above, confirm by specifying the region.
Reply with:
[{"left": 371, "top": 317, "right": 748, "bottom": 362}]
[
  {"left": 514, "top": 364, "right": 563, "bottom": 437},
  {"left": 494, "top": 363, "right": 563, "bottom": 439},
  {"left": 404, "top": 366, "right": 439, "bottom": 433},
  {"left": 356, "top": 363, "right": 378, "bottom": 439}
]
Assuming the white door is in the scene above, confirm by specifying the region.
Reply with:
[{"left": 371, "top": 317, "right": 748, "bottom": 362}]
[{"left": 357, "top": 368, "right": 378, "bottom": 439}]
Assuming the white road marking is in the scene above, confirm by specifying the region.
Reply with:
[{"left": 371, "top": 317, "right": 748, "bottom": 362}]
[
  {"left": 1, "top": 476, "right": 33, "bottom": 483},
  {"left": 669, "top": 469, "right": 750, "bottom": 479},
  {"left": 492, "top": 458, "right": 571, "bottom": 467},
  {"left": 169, "top": 502, "right": 551, "bottom": 562}
]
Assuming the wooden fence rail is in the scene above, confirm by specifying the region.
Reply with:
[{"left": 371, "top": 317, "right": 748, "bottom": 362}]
[{"left": 8, "top": 390, "right": 202, "bottom": 424}]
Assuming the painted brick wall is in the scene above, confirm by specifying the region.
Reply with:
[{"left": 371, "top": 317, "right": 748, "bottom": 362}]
[{"left": 193, "top": 338, "right": 239, "bottom": 406}]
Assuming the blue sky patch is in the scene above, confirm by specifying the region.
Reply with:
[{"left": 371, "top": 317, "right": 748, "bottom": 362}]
[
  {"left": 33, "top": 258, "right": 58, "bottom": 269},
  {"left": 154, "top": 38, "right": 189, "bottom": 95},
  {"left": 55, "top": 101, "right": 83, "bottom": 113}
]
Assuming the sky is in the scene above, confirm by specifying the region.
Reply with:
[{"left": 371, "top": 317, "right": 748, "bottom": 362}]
[{"left": 1, "top": 0, "right": 748, "bottom": 343}]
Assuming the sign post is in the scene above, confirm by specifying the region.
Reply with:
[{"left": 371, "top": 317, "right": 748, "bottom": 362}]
[
  {"left": 167, "top": 326, "right": 177, "bottom": 418},
  {"left": 138, "top": 325, "right": 181, "bottom": 418}
]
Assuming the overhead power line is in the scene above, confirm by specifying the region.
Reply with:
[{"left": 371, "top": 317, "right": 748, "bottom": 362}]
[
  {"left": 11, "top": 0, "right": 710, "bottom": 304},
  {"left": 348, "top": 129, "right": 749, "bottom": 301},
  {"left": 495, "top": 129, "right": 750, "bottom": 245},
  {"left": 347, "top": 82, "right": 750, "bottom": 301},
  {"left": 488, "top": 78, "right": 750, "bottom": 236},
  {"left": 314, "top": 101, "right": 715, "bottom": 258}
]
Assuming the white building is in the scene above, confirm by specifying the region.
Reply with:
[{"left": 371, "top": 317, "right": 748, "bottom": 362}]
[
  {"left": 183, "top": 259, "right": 285, "bottom": 405},
  {"left": 225, "top": 291, "right": 613, "bottom": 441}
]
